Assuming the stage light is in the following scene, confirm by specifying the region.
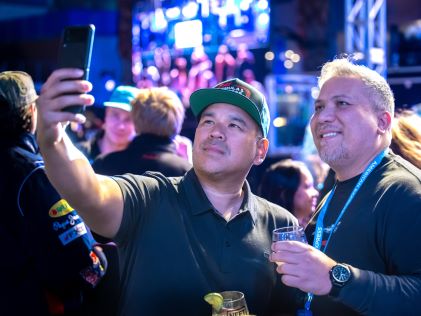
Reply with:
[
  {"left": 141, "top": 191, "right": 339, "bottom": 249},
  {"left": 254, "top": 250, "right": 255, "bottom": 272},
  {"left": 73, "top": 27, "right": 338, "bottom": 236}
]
[
  {"left": 197, "top": 0, "right": 210, "bottom": 18},
  {"left": 256, "top": 12, "right": 269, "bottom": 28},
  {"left": 284, "top": 60, "right": 293, "bottom": 69},
  {"left": 291, "top": 53, "right": 300, "bottom": 63},
  {"left": 257, "top": 0, "right": 269, "bottom": 11},
  {"left": 146, "top": 65, "right": 160, "bottom": 82},
  {"left": 141, "top": 17, "right": 150, "bottom": 30},
  {"left": 151, "top": 8, "right": 167, "bottom": 32},
  {"left": 265, "top": 51, "right": 274, "bottom": 61},
  {"left": 311, "top": 87, "right": 320, "bottom": 99},
  {"left": 100, "top": 72, "right": 117, "bottom": 92},
  {"left": 285, "top": 50, "right": 294, "bottom": 59},
  {"left": 370, "top": 47, "right": 385, "bottom": 64},
  {"left": 105, "top": 79, "right": 116, "bottom": 92},
  {"left": 285, "top": 85, "right": 294, "bottom": 94},
  {"left": 273, "top": 117, "right": 287, "bottom": 128},
  {"left": 239, "top": 0, "right": 251, "bottom": 11},
  {"left": 132, "top": 25, "right": 140, "bottom": 37},
  {"left": 182, "top": 1, "right": 199, "bottom": 19},
  {"left": 353, "top": 52, "right": 365, "bottom": 60},
  {"left": 174, "top": 20, "right": 203, "bottom": 49},
  {"left": 132, "top": 55, "right": 142, "bottom": 76},
  {"left": 229, "top": 29, "right": 246, "bottom": 38},
  {"left": 165, "top": 7, "right": 181, "bottom": 20}
]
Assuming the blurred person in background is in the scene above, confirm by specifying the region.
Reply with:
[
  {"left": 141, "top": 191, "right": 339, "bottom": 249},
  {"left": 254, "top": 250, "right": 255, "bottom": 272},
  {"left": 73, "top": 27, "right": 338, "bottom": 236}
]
[
  {"left": 187, "top": 46, "right": 216, "bottom": 93},
  {"left": 390, "top": 109, "right": 421, "bottom": 169},
  {"left": 78, "top": 85, "right": 137, "bottom": 162},
  {"left": 301, "top": 123, "right": 330, "bottom": 191},
  {"left": 258, "top": 159, "right": 319, "bottom": 227},
  {"left": 169, "top": 56, "right": 189, "bottom": 105},
  {"left": 242, "top": 68, "right": 268, "bottom": 100},
  {"left": 214, "top": 44, "right": 236, "bottom": 82},
  {"left": 235, "top": 43, "right": 255, "bottom": 80},
  {"left": 153, "top": 45, "right": 172, "bottom": 86},
  {"left": 0, "top": 70, "right": 106, "bottom": 315},
  {"left": 92, "top": 86, "right": 192, "bottom": 176}
]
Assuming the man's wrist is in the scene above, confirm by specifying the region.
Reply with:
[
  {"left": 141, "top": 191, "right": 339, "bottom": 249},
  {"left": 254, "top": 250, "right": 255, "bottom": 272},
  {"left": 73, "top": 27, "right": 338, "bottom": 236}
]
[{"left": 328, "top": 263, "right": 352, "bottom": 297}]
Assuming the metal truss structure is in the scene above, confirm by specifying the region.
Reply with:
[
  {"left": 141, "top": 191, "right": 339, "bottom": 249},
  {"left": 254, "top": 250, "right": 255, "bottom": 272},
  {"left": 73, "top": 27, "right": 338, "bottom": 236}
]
[{"left": 345, "top": 0, "right": 387, "bottom": 76}]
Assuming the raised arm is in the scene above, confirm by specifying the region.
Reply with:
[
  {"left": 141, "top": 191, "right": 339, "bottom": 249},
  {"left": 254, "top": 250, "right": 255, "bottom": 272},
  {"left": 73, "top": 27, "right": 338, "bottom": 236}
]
[{"left": 36, "top": 68, "right": 123, "bottom": 238}]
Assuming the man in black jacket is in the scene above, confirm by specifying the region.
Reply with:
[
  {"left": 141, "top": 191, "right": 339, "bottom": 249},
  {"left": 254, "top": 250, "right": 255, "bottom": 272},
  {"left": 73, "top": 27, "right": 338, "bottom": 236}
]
[
  {"left": 92, "top": 87, "right": 191, "bottom": 176},
  {"left": 0, "top": 71, "right": 106, "bottom": 315}
]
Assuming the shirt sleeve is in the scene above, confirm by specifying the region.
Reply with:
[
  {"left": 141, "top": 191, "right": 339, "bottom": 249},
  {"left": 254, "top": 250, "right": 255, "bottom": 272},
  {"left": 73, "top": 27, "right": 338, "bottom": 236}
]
[
  {"left": 335, "top": 181, "right": 421, "bottom": 315},
  {"left": 111, "top": 172, "right": 163, "bottom": 247},
  {"left": 19, "top": 167, "right": 106, "bottom": 291}
]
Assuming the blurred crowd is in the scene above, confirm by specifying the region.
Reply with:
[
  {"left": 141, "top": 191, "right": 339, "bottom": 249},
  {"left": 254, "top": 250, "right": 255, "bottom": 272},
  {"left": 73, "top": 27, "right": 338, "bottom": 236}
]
[
  {"left": 68, "top": 43, "right": 268, "bottom": 167},
  {"left": 136, "top": 43, "right": 266, "bottom": 107},
  {"left": 0, "top": 45, "right": 421, "bottom": 316}
]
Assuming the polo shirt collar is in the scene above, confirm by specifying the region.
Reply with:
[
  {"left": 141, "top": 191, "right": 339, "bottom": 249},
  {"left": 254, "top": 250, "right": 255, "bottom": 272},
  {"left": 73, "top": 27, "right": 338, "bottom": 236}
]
[{"left": 180, "top": 169, "right": 258, "bottom": 224}]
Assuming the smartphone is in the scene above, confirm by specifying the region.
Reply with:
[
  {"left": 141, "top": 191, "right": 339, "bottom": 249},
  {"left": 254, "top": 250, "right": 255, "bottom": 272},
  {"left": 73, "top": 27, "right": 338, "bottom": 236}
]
[{"left": 57, "top": 24, "right": 95, "bottom": 113}]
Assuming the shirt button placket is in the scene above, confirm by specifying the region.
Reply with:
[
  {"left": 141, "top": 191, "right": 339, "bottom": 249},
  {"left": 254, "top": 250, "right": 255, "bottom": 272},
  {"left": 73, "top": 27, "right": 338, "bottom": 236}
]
[{"left": 220, "top": 222, "right": 233, "bottom": 272}]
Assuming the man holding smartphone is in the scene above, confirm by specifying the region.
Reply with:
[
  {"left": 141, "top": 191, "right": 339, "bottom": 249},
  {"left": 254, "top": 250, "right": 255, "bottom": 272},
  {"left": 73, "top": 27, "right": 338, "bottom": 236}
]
[{"left": 36, "top": 69, "right": 298, "bottom": 315}]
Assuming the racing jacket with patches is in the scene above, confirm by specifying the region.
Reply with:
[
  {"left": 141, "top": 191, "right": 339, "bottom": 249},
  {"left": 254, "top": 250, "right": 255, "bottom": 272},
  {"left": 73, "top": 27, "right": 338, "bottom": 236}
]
[{"left": 0, "top": 133, "right": 106, "bottom": 315}]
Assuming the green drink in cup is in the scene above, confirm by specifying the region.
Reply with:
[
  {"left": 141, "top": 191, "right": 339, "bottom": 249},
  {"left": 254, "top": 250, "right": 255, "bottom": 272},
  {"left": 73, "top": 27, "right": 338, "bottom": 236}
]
[{"left": 204, "top": 291, "right": 249, "bottom": 316}]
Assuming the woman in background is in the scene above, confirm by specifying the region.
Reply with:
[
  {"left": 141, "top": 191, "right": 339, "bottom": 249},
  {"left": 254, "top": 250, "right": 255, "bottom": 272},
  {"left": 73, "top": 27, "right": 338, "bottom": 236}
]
[
  {"left": 390, "top": 110, "right": 421, "bottom": 169},
  {"left": 258, "top": 159, "right": 319, "bottom": 227}
]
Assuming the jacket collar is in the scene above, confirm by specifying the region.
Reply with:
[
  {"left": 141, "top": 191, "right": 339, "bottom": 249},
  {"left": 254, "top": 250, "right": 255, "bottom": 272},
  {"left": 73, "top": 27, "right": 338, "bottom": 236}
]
[
  {"left": 129, "top": 133, "right": 177, "bottom": 153},
  {"left": 1, "top": 132, "right": 39, "bottom": 153}
]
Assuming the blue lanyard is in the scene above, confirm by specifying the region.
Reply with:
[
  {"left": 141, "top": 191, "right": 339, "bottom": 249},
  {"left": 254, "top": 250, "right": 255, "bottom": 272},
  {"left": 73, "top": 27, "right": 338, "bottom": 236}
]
[{"left": 303, "top": 149, "right": 388, "bottom": 312}]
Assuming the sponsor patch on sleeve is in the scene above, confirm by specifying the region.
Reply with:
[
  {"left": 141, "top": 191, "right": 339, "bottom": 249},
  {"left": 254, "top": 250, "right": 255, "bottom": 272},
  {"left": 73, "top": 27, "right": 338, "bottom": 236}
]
[
  {"left": 58, "top": 222, "right": 87, "bottom": 245},
  {"left": 52, "top": 214, "right": 81, "bottom": 231},
  {"left": 49, "top": 199, "right": 75, "bottom": 218}
]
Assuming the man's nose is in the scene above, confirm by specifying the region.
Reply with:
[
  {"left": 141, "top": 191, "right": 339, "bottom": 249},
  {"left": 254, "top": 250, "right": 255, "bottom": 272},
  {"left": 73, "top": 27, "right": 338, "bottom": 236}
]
[{"left": 209, "top": 123, "right": 225, "bottom": 140}]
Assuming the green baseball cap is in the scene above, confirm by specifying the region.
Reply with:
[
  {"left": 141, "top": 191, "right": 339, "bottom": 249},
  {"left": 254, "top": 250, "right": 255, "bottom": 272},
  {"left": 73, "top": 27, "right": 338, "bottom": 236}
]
[
  {"left": 104, "top": 85, "right": 140, "bottom": 112},
  {"left": 189, "top": 78, "right": 270, "bottom": 137},
  {"left": 0, "top": 71, "right": 38, "bottom": 109}
]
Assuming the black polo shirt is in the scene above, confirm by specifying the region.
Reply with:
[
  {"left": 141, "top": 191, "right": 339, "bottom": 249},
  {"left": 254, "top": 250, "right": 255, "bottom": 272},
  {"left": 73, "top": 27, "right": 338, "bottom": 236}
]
[{"left": 113, "top": 169, "right": 298, "bottom": 316}]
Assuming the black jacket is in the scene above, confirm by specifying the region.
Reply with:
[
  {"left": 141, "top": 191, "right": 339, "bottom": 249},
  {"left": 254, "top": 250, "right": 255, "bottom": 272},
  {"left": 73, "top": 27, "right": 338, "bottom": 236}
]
[
  {"left": 0, "top": 133, "right": 106, "bottom": 315},
  {"left": 92, "top": 133, "right": 192, "bottom": 177}
]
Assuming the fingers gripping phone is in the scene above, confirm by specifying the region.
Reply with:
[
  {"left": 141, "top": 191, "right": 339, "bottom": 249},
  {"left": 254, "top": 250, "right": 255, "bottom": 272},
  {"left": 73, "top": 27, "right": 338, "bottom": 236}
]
[{"left": 57, "top": 24, "right": 95, "bottom": 113}]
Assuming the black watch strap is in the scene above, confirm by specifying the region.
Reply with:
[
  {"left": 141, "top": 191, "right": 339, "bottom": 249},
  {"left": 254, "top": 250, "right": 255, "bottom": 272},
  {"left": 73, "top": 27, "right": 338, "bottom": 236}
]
[
  {"left": 329, "top": 282, "right": 342, "bottom": 297},
  {"left": 329, "top": 263, "right": 352, "bottom": 297}
]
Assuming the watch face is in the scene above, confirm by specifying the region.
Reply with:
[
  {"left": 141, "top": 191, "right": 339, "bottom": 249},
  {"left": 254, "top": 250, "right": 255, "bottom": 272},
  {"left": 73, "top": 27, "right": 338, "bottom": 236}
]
[{"left": 332, "top": 265, "right": 351, "bottom": 283}]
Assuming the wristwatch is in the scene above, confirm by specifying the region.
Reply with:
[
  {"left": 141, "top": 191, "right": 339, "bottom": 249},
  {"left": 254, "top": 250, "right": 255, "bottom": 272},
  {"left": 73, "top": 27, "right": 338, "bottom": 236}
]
[{"left": 329, "top": 263, "right": 352, "bottom": 297}]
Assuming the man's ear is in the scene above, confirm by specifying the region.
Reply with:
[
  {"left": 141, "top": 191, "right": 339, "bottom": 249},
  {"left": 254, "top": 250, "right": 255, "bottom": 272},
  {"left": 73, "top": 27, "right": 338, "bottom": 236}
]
[
  {"left": 29, "top": 102, "right": 37, "bottom": 114},
  {"left": 253, "top": 138, "right": 269, "bottom": 166},
  {"left": 29, "top": 102, "right": 38, "bottom": 133},
  {"left": 377, "top": 111, "right": 392, "bottom": 134}
]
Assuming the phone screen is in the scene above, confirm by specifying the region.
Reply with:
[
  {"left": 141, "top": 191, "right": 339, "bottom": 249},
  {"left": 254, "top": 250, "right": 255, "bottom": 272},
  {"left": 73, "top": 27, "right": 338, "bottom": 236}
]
[{"left": 58, "top": 24, "right": 95, "bottom": 113}]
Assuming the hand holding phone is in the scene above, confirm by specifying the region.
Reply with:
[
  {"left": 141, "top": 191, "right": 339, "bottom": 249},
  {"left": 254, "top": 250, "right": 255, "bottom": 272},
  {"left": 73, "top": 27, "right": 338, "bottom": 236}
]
[{"left": 57, "top": 24, "right": 95, "bottom": 113}]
